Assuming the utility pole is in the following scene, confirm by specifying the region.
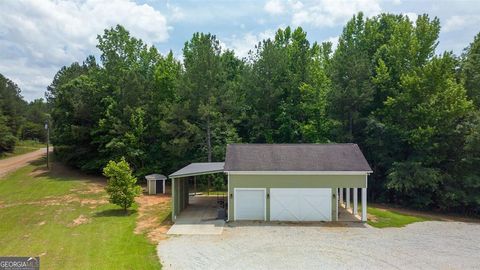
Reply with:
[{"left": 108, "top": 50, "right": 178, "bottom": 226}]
[{"left": 45, "top": 121, "right": 49, "bottom": 169}]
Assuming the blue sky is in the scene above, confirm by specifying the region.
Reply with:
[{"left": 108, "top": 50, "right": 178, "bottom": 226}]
[{"left": 1, "top": 0, "right": 479, "bottom": 101}]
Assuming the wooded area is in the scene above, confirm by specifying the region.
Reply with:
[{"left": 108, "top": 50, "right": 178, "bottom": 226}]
[
  {"left": 0, "top": 74, "right": 49, "bottom": 153},
  {"left": 43, "top": 13, "right": 480, "bottom": 214}
]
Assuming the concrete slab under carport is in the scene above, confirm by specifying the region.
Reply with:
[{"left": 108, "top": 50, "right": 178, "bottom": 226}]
[
  {"left": 338, "top": 203, "right": 362, "bottom": 222},
  {"left": 167, "top": 196, "right": 225, "bottom": 235}
]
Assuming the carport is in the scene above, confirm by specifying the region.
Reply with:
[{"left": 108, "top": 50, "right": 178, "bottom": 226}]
[{"left": 169, "top": 162, "right": 225, "bottom": 222}]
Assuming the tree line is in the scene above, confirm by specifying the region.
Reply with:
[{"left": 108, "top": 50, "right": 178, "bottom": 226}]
[
  {"left": 46, "top": 13, "right": 480, "bottom": 214},
  {"left": 0, "top": 74, "right": 49, "bottom": 154}
]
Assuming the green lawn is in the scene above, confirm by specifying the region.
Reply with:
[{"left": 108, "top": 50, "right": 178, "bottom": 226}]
[
  {"left": 0, "top": 159, "right": 164, "bottom": 270},
  {"left": 0, "top": 140, "right": 45, "bottom": 159},
  {"left": 367, "top": 206, "right": 430, "bottom": 228}
]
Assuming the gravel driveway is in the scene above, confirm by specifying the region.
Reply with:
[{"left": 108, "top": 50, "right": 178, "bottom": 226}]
[{"left": 157, "top": 221, "right": 480, "bottom": 270}]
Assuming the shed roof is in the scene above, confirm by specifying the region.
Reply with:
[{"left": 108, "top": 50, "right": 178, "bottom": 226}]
[
  {"left": 224, "top": 144, "right": 372, "bottom": 172},
  {"left": 169, "top": 162, "right": 225, "bottom": 178},
  {"left": 145, "top": 174, "right": 167, "bottom": 181}
]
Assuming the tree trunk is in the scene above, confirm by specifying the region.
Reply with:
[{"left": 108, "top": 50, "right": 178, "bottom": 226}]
[
  {"left": 206, "top": 116, "right": 212, "bottom": 196},
  {"left": 207, "top": 176, "right": 210, "bottom": 196},
  {"left": 348, "top": 110, "right": 353, "bottom": 141},
  {"left": 207, "top": 115, "right": 212, "bottom": 162}
]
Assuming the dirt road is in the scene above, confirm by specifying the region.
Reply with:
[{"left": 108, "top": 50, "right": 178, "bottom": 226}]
[{"left": 0, "top": 148, "right": 49, "bottom": 178}]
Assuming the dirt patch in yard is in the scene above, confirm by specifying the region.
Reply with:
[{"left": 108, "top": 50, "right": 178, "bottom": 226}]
[
  {"left": 367, "top": 213, "right": 378, "bottom": 222},
  {"left": 69, "top": 215, "right": 90, "bottom": 227},
  {"left": 135, "top": 194, "right": 172, "bottom": 243},
  {"left": 71, "top": 183, "right": 105, "bottom": 194}
]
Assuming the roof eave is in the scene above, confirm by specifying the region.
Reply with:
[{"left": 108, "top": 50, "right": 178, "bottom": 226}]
[
  {"left": 224, "top": 170, "right": 373, "bottom": 175},
  {"left": 169, "top": 169, "right": 225, "bottom": 179}
]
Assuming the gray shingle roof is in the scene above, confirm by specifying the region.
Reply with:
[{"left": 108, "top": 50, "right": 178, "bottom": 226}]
[
  {"left": 224, "top": 144, "right": 372, "bottom": 172},
  {"left": 169, "top": 162, "right": 225, "bottom": 178}
]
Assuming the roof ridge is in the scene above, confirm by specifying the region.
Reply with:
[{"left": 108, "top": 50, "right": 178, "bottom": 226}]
[{"left": 228, "top": 143, "right": 358, "bottom": 146}]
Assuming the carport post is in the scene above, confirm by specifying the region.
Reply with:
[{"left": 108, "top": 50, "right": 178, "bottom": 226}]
[
  {"left": 361, "top": 188, "right": 367, "bottom": 222},
  {"left": 339, "top": 188, "right": 343, "bottom": 206},
  {"left": 194, "top": 176, "right": 197, "bottom": 195},
  {"left": 171, "top": 178, "right": 175, "bottom": 221},
  {"left": 336, "top": 188, "right": 339, "bottom": 221},
  {"left": 353, "top": 188, "right": 358, "bottom": 216},
  {"left": 346, "top": 188, "right": 350, "bottom": 209}
]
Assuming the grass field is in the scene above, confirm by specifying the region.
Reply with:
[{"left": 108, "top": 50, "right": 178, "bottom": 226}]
[
  {"left": 0, "top": 140, "right": 45, "bottom": 159},
  {"left": 367, "top": 206, "right": 430, "bottom": 228},
  {"left": 0, "top": 158, "right": 168, "bottom": 270}
]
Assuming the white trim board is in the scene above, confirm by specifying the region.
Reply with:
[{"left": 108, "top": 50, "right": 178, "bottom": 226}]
[
  {"left": 169, "top": 170, "right": 224, "bottom": 179},
  {"left": 227, "top": 173, "right": 230, "bottom": 222},
  {"left": 226, "top": 171, "right": 372, "bottom": 175}
]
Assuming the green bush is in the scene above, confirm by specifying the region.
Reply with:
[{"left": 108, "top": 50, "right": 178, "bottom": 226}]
[
  {"left": 0, "top": 133, "right": 16, "bottom": 153},
  {"left": 103, "top": 157, "right": 142, "bottom": 212}
]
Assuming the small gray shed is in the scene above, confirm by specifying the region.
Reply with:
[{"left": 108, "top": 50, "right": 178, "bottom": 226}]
[{"left": 145, "top": 174, "right": 167, "bottom": 195}]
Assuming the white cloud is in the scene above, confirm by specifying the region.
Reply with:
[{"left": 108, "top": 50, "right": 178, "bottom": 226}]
[
  {"left": 264, "top": 0, "right": 286, "bottom": 15},
  {"left": 166, "top": 3, "right": 185, "bottom": 22},
  {"left": 291, "top": 0, "right": 382, "bottom": 27},
  {"left": 289, "top": 0, "right": 304, "bottom": 11},
  {"left": 0, "top": 0, "right": 170, "bottom": 100},
  {"left": 404, "top": 12, "right": 418, "bottom": 23},
  {"left": 443, "top": 15, "right": 472, "bottom": 32},
  {"left": 222, "top": 29, "right": 278, "bottom": 58},
  {"left": 326, "top": 36, "right": 339, "bottom": 51}
]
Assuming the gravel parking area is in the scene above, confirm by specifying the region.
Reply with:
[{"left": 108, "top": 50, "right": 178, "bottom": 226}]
[{"left": 158, "top": 221, "right": 480, "bottom": 270}]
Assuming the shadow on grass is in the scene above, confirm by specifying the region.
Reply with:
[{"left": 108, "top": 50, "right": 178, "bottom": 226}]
[
  {"left": 29, "top": 156, "right": 106, "bottom": 185},
  {"left": 29, "top": 157, "right": 47, "bottom": 167},
  {"left": 94, "top": 208, "right": 138, "bottom": 217}
]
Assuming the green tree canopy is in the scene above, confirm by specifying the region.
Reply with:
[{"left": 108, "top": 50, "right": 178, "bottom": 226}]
[{"left": 46, "top": 17, "right": 480, "bottom": 215}]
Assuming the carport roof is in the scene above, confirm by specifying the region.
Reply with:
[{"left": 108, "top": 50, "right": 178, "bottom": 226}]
[{"left": 169, "top": 162, "right": 225, "bottom": 178}]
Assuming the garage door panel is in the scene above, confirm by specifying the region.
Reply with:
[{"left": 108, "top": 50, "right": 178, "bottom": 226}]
[
  {"left": 235, "top": 189, "right": 266, "bottom": 220},
  {"left": 271, "top": 193, "right": 301, "bottom": 221},
  {"left": 302, "top": 195, "right": 330, "bottom": 221},
  {"left": 271, "top": 188, "right": 331, "bottom": 221}
]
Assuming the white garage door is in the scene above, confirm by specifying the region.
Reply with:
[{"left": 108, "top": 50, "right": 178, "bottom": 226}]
[
  {"left": 270, "top": 188, "right": 332, "bottom": 221},
  {"left": 234, "top": 188, "right": 266, "bottom": 220}
]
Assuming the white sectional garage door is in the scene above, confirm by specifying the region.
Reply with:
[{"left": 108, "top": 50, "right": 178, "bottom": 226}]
[
  {"left": 270, "top": 188, "right": 332, "bottom": 221},
  {"left": 234, "top": 188, "right": 266, "bottom": 220}
]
